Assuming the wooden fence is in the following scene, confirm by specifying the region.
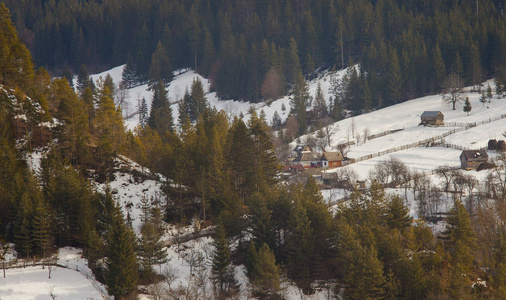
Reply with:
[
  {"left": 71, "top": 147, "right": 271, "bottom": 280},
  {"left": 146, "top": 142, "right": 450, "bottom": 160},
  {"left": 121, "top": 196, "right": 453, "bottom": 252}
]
[
  {"left": 1, "top": 259, "right": 109, "bottom": 299},
  {"left": 340, "top": 113, "right": 506, "bottom": 168}
]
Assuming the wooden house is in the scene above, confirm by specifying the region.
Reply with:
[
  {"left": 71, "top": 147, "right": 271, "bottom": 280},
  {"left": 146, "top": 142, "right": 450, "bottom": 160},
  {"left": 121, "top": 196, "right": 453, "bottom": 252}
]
[
  {"left": 321, "top": 152, "right": 343, "bottom": 169},
  {"left": 420, "top": 111, "right": 444, "bottom": 126},
  {"left": 290, "top": 145, "right": 321, "bottom": 168},
  {"left": 460, "top": 150, "right": 488, "bottom": 170}
]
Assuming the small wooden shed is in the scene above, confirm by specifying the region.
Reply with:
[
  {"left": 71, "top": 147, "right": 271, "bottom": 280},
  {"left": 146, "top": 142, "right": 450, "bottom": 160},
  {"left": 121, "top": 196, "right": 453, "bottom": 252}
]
[
  {"left": 460, "top": 150, "right": 488, "bottom": 170},
  {"left": 420, "top": 111, "right": 444, "bottom": 126},
  {"left": 321, "top": 152, "right": 343, "bottom": 169}
]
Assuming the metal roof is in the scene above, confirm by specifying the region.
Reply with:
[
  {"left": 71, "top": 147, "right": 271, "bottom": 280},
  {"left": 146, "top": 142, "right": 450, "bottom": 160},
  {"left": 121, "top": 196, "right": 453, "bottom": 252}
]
[{"left": 421, "top": 111, "right": 442, "bottom": 117}]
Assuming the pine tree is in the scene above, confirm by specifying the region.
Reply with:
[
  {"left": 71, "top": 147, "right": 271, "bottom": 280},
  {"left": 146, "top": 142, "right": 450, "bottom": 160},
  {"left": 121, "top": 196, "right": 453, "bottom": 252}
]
[
  {"left": 32, "top": 193, "right": 53, "bottom": 258},
  {"left": 0, "top": 3, "right": 34, "bottom": 89},
  {"left": 148, "top": 42, "right": 173, "bottom": 86},
  {"left": 495, "top": 77, "right": 503, "bottom": 98},
  {"left": 313, "top": 82, "right": 327, "bottom": 119},
  {"left": 290, "top": 72, "right": 311, "bottom": 135},
  {"left": 121, "top": 52, "right": 138, "bottom": 88},
  {"left": 487, "top": 84, "right": 493, "bottom": 100},
  {"left": 463, "top": 97, "right": 472, "bottom": 116},
  {"left": 105, "top": 202, "right": 139, "bottom": 298},
  {"left": 480, "top": 92, "right": 487, "bottom": 106},
  {"left": 442, "top": 201, "right": 476, "bottom": 298},
  {"left": 211, "top": 225, "right": 238, "bottom": 299},
  {"left": 432, "top": 44, "right": 447, "bottom": 90},
  {"left": 138, "top": 216, "right": 167, "bottom": 278},
  {"left": 386, "top": 195, "right": 413, "bottom": 231},
  {"left": 139, "top": 97, "right": 148, "bottom": 128},
  {"left": 147, "top": 80, "right": 173, "bottom": 136},
  {"left": 189, "top": 77, "right": 207, "bottom": 121},
  {"left": 285, "top": 37, "right": 302, "bottom": 84},
  {"left": 251, "top": 243, "right": 281, "bottom": 298},
  {"left": 14, "top": 192, "right": 33, "bottom": 258},
  {"left": 387, "top": 47, "right": 403, "bottom": 105}
]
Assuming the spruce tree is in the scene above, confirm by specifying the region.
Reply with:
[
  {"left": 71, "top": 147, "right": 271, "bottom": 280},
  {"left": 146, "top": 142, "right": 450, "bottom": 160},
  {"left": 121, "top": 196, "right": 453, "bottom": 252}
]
[
  {"left": 480, "top": 92, "right": 487, "bottom": 106},
  {"left": 147, "top": 80, "right": 173, "bottom": 136},
  {"left": 211, "top": 225, "right": 238, "bottom": 299},
  {"left": 386, "top": 195, "right": 413, "bottom": 231},
  {"left": 105, "top": 202, "right": 139, "bottom": 299},
  {"left": 290, "top": 72, "right": 311, "bottom": 135},
  {"left": 313, "top": 82, "right": 327, "bottom": 119},
  {"left": 189, "top": 77, "right": 207, "bottom": 121},
  {"left": 387, "top": 47, "right": 403, "bottom": 105},
  {"left": 121, "top": 52, "right": 137, "bottom": 88},
  {"left": 139, "top": 97, "right": 148, "bottom": 128},
  {"left": 463, "top": 97, "right": 472, "bottom": 116},
  {"left": 487, "top": 84, "right": 493, "bottom": 100},
  {"left": 251, "top": 243, "right": 281, "bottom": 298}
]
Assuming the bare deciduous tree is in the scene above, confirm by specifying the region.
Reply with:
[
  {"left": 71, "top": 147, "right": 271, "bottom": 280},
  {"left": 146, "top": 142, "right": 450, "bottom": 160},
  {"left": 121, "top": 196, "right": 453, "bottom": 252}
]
[
  {"left": 441, "top": 73, "right": 466, "bottom": 110},
  {"left": 261, "top": 67, "right": 284, "bottom": 101}
]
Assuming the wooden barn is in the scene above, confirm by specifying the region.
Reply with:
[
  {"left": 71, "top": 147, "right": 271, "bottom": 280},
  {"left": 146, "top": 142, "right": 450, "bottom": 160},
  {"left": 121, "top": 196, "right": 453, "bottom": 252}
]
[
  {"left": 460, "top": 150, "right": 488, "bottom": 170},
  {"left": 420, "top": 111, "right": 444, "bottom": 126},
  {"left": 321, "top": 152, "right": 343, "bottom": 169}
]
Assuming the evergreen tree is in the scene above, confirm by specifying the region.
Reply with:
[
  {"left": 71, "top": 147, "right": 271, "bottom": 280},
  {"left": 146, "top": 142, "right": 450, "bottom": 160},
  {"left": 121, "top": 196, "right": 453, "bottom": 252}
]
[
  {"left": 148, "top": 42, "right": 173, "bottom": 86},
  {"left": 480, "top": 92, "right": 487, "bottom": 106},
  {"left": 463, "top": 97, "right": 472, "bottom": 116},
  {"left": 138, "top": 214, "right": 167, "bottom": 278},
  {"left": 0, "top": 3, "right": 34, "bottom": 89},
  {"left": 386, "top": 195, "right": 413, "bottom": 231},
  {"left": 105, "top": 202, "right": 139, "bottom": 299},
  {"left": 32, "top": 189, "right": 53, "bottom": 258},
  {"left": 442, "top": 201, "right": 476, "bottom": 298},
  {"left": 387, "top": 47, "right": 402, "bottom": 105},
  {"left": 487, "top": 84, "right": 493, "bottom": 100},
  {"left": 139, "top": 97, "right": 148, "bottom": 128},
  {"left": 251, "top": 243, "right": 281, "bottom": 298},
  {"left": 178, "top": 89, "right": 191, "bottom": 127},
  {"left": 290, "top": 72, "right": 311, "bottom": 135},
  {"left": 14, "top": 192, "right": 33, "bottom": 258},
  {"left": 312, "top": 82, "right": 327, "bottom": 119},
  {"left": 432, "top": 44, "right": 447, "bottom": 90},
  {"left": 285, "top": 37, "right": 302, "bottom": 84},
  {"left": 148, "top": 80, "right": 173, "bottom": 136},
  {"left": 76, "top": 64, "right": 92, "bottom": 95},
  {"left": 495, "top": 77, "right": 504, "bottom": 98},
  {"left": 121, "top": 52, "right": 137, "bottom": 88},
  {"left": 211, "top": 225, "right": 238, "bottom": 299},
  {"left": 189, "top": 77, "right": 207, "bottom": 121}
]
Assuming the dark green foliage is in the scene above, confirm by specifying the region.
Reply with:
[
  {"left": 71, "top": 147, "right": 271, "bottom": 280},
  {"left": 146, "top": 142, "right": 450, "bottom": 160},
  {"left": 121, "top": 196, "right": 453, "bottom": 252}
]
[
  {"left": 463, "top": 97, "right": 472, "bottom": 116},
  {"left": 386, "top": 195, "right": 413, "bottom": 231},
  {"left": 105, "top": 201, "right": 139, "bottom": 298},
  {"left": 211, "top": 225, "right": 238, "bottom": 299},
  {"left": 147, "top": 80, "right": 173, "bottom": 136},
  {"left": 290, "top": 72, "right": 311, "bottom": 135},
  {"left": 249, "top": 243, "right": 281, "bottom": 298}
]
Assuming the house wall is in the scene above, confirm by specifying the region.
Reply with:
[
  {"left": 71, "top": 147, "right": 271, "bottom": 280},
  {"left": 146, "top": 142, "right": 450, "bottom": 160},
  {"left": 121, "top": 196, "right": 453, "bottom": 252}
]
[
  {"left": 461, "top": 160, "right": 485, "bottom": 170},
  {"left": 329, "top": 161, "right": 342, "bottom": 169}
]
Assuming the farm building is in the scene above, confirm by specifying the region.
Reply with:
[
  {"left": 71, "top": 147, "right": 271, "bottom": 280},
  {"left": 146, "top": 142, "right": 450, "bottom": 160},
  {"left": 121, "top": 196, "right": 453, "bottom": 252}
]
[
  {"left": 460, "top": 150, "right": 488, "bottom": 170},
  {"left": 321, "top": 152, "right": 343, "bottom": 169},
  {"left": 420, "top": 111, "right": 444, "bottom": 126}
]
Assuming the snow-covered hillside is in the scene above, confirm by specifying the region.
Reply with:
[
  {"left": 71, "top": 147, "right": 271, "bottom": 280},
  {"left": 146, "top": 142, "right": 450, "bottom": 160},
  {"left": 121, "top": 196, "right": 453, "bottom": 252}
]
[{"left": 89, "top": 65, "right": 345, "bottom": 130}]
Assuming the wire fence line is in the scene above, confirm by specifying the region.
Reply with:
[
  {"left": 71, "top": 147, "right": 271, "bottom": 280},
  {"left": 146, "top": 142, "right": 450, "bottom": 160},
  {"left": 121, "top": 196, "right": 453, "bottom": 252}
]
[
  {"left": 1, "top": 259, "right": 110, "bottom": 299},
  {"left": 340, "top": 113, "right": 506, "bottom": 168}
]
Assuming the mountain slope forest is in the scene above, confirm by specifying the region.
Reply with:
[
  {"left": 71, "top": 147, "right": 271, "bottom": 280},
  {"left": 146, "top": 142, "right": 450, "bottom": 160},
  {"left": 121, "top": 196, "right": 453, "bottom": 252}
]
[
  {"left": 3, "top": 0, "right": 506, "bottom": 108},
  {"left": 3, "top": 1, "right": 506, "bottom": 299}
]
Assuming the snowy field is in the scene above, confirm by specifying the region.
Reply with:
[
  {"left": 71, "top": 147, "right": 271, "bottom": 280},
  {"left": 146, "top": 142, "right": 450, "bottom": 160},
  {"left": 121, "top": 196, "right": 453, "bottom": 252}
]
[{"left": 0, "top": 248, "right": 106, "bottom": 300}]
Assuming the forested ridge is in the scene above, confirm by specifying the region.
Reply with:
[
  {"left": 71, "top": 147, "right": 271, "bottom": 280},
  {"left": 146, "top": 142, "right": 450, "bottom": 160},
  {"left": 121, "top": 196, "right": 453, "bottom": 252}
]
[
  {"left": 3, "top": 1, "right": 506, "bottom": 299},
  {"left": 3, "top": 0, "right": 506, "bottom": 108}
]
